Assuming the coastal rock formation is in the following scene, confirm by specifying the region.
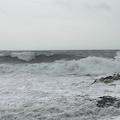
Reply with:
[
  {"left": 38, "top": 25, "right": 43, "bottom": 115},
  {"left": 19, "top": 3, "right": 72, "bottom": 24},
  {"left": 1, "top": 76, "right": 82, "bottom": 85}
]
[
  {"left": 92, "top": 74, "right": 120, "bottom": 84},
  {"left": 97, "top": 96, "right": 120, "bottom": 108}
]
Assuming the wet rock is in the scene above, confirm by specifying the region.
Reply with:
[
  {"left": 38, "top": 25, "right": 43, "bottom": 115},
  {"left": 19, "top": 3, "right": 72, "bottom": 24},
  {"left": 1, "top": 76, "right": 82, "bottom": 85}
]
[
  {"left": 108, "top": 84, "right": 116, "bottom": 86},
  {"left": 96, "top": 96, "right": 120, "bottom": 108},
  {"left": 92, "top": 74, "right": 120, "bottom": 84},
  {"left": 103, "top": 79, "right": 114, "bottom": 83}
]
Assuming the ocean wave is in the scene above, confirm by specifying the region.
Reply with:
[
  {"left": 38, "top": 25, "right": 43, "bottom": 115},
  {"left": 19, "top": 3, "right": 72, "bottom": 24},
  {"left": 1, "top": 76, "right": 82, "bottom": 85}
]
[
  {"left": 0, "top": 50, "right": 118, "bottom": 62},
  {"left": 0, "top": 54, "right": 120, "bottom": 76},
  {"left": 0, "top": 51, "right": 81, "bottom": 63},
  {"left": 0, "top": 52, "right": 46, "bottom": 61}
]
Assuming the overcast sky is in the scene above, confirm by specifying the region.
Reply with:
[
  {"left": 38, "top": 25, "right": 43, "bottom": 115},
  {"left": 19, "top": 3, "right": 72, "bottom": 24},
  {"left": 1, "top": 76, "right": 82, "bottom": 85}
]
[{"left": 0, "top": 0, "right": 120, "bottom": 50}]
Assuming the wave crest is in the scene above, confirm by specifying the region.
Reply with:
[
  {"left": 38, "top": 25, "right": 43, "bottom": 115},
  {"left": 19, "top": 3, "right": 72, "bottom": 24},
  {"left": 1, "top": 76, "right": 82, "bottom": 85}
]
[
  {"left": 0, "top": 51, "right": 81, "bottom": 63},
  {"left": 114, "top": 51, "right": 120, "bottom": 62},
  {"left": 0, "top": 52, "right": 36, "bottom": 61},
  {"left": 10, "top": 52, "right": 36, "bottom": 61}
]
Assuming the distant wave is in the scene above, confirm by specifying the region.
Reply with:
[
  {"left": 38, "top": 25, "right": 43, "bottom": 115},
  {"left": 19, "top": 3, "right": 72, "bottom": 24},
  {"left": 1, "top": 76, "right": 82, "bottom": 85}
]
[
  {"left": 0, "top": 51, "right": 120, "bottom": 76},
  {"left": 0, "top": 52, "right": 82, "bottom": 63},
  {"left": 0, "top": 50, "right": 118, "bottom": 63},
  {"left": 0, "top": 52, "right": 51, "bottom": 61}
]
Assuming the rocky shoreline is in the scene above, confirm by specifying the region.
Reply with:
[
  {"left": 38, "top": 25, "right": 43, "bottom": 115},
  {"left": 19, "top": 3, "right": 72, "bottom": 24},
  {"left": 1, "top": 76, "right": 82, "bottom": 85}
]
[
  {"left": 91, "top": 74, "right": 120, "bottom": 108},
  {"left": 96, "top": 96, "right": 120, "bottom": 108},
  {"left": 92, "top": 74, "right": 120, "bottom": 84}
]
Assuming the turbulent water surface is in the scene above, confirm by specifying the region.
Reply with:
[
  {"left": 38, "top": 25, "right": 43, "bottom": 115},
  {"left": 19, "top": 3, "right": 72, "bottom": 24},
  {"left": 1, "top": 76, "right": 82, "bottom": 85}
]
[{"left": 0, "top": 50, "right": 120, "bottom": 120}]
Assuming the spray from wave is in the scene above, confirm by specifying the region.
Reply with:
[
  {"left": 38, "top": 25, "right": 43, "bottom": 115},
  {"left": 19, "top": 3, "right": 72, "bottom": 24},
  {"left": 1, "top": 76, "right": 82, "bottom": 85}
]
[{"left": 114, "top": 51, "right": 120, "bottom": 62}]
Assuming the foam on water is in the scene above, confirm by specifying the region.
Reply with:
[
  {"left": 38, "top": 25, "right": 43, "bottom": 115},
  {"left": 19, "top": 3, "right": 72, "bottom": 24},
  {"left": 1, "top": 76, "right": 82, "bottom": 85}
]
[
  {"left": 0, "top": 73, "right": 120, "bottom": 120},
  {"left": 0, "top": 51, "right": 120, "bottom": 120}
]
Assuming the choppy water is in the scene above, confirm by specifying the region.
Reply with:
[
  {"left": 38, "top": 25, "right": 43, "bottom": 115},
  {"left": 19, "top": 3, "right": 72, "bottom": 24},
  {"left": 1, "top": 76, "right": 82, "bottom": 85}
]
[
  {"left": 0, "top": 50, "right": 118, "bottom": 63},
  {"left": 0, "top": 50, "right": 120, "bottom": 76},
  {"left": 0, "top": 50, "right": 120, "bottom": 120}
]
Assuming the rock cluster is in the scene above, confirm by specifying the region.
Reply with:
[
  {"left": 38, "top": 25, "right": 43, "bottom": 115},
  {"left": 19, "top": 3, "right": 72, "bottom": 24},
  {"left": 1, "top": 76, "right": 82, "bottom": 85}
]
[
  {"left": 96, "top": 96, "right": 120, "bottom": 108},
  {"left": 92, "top": 74, "right": 120, "bottom": 84}
]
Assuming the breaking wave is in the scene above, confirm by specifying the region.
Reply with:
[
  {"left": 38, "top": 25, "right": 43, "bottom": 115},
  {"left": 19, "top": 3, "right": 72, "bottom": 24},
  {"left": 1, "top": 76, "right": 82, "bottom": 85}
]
[
  {"left": 0, "top": 51, "right": 81, "bottom": 63},
  {"left": 0, "top": 51, "right": 120, "bottom": 76},
  {"left": 114, "top": 51, "right": 120, "bottom": 62}
]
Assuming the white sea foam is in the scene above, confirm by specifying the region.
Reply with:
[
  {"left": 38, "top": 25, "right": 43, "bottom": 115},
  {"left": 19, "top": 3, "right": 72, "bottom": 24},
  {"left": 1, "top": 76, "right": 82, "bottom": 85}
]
[
  {"left": 0, "top": 72, "right": 120, "bottom": 120},
  {"left": 0, "top": 51, "right": 120, "bottom": 120}
]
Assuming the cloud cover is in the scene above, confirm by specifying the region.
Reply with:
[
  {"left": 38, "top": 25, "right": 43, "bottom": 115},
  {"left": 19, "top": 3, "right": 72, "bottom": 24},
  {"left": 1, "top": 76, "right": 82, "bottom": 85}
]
[
  {"left": 0, "top": 0, "right": 120, "bottom": 50},
  {"left": 83, "top": 2, "right": 112, "bottom": 11}
]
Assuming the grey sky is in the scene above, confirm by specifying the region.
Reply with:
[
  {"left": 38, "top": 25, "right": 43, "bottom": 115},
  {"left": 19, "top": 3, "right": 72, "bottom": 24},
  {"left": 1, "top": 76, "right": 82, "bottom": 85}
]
[{"left": 0, "top": 0, "right": 120, "bottom": 50}]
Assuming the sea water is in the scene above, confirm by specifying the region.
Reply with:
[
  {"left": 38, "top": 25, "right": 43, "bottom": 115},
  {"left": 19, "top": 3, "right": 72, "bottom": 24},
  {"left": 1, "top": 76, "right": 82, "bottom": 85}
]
[{"left": 0, "top": 50, "right": 120, "bottom": 120}]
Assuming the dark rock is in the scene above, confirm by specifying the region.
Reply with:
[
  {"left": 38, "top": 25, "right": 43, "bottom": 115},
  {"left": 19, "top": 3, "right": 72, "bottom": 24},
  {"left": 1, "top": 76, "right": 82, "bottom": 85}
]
[
  {"left": 92, "top": 74, "right": 120, "bottom": 84},
  {"left": 108, "top": 84, "right": 116, "bottom": 86},
  {"left": 96, "top": 96, "right": 120, "bottom": 108},
  {"left": 104, "top": 76, "right": 113, "bottom": 79},
  {"left": 102, "top": 79, "right": 114, "bottom": 84}
]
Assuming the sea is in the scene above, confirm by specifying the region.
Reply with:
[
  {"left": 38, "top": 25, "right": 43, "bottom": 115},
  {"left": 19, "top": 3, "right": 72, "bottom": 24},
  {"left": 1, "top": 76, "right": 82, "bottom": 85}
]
[{"left": 0, "top": 50, "right": 120, "bottom": 120}]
